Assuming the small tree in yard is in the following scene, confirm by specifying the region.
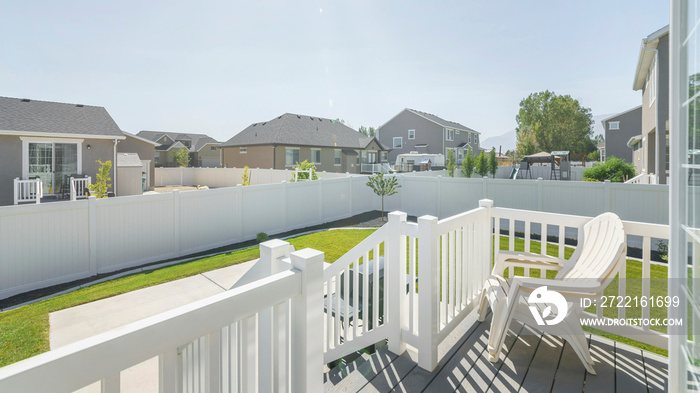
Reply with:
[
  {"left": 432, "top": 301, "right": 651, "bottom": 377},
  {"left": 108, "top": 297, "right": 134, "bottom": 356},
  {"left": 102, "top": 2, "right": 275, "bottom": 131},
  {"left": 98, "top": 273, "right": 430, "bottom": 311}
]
[
  {"left": 242, "top": 166, "right": 250, "bottom": 186},
  {"left": 475, "top": 150, "right": 489, "bottom": 177},
  {"left": 461, "top": 146, "right": 475, "bottom": 178},
  {"left": 446, "top": 149, "right": 456, "bottom": 177},
  {"left": 488, "top": 148, "right": 498, "bottom": 178},
  {"left": 87, "top": 160, "right": 112, "bottom": 198},
  {"left": 583, "top": 156, "right": 635, "bottom": 182},
  {"left": 172, "top": 147, "right": 190, "bottom": 167},
  {"left": 290, "top": 160, "right": 318, "bottom": 181},
  {"left": 366, "top": 173, "right": 401, "bottom": 222}
]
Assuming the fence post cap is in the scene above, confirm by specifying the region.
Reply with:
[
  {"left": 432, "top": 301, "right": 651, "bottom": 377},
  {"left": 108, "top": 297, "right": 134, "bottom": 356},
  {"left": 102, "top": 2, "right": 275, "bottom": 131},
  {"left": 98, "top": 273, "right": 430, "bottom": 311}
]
[{"left": 478, "top": 199, "right": 494, "bottom": 208}]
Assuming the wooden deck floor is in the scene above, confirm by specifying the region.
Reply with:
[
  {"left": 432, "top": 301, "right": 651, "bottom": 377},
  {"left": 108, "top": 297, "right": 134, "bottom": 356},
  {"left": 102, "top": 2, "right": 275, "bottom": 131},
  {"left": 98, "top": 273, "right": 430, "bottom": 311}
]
[{"left": 324, "top": 312, "right": 669, "bottom": 392}]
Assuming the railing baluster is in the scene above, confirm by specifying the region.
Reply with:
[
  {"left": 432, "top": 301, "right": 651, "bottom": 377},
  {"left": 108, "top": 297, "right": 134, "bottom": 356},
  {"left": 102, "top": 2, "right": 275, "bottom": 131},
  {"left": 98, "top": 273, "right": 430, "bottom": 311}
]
[
  {"left": 373, "top": 244, "right": 380, "bottom": 329},
  {"left": 558, "top": 225, "right": 565, "bottom": 259},
  {"left": 441, "top": 234, "right": 448, "bottom": 327},
  {"left": 353, "top": 258, "right": 359, "bottom": 339},
  {"left": 642, "top": 236, "right": 651, "bottom": 327},
  {"left": 508, "top": 219, "right": 515, "bottom": 252},
  {"left": 618, "top": 253, "right": 626, "bottom": 320},
  {"left": 344, "top": 265, "right": 350, "bottom": 341},
  {"left": 363, "top": 251, "right": 370, "bottom": 331},
  {"left": 409, "top": 236, "right": 416, "bottom": 334},
  {"left": 525, "top": 221, "right": 531, "bottom": 253},
  {"left": 456, "top": 227, "right": 463, "bottom": 311},
  {"left": 449, "top": 230, "right": 456, "bottom": 319},
  {"left": 334, "top": 274, "right": 341, "bottom": 345}
]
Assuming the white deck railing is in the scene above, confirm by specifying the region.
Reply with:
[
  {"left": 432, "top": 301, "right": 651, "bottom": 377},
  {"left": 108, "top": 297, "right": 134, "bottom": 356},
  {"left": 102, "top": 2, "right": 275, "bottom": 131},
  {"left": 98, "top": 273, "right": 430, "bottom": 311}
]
[
  {"left": 0, "top": 200, "right": 670, "bottom": 390},
  {"left": 69, "top": 176, "right": 91, "bottom": 200},
  {"left": 361, "top": 163, "right": 391, "bottom": 174},
  {"left": 626, "top": 172, "right": 657, "bottom": 184},
  {"left": 13, "top": 177, "right": 42, "bottom": 205}
]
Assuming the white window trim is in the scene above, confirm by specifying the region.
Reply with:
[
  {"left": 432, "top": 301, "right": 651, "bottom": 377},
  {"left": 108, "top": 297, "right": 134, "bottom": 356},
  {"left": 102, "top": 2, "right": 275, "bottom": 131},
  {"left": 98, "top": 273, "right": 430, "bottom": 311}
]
[
  {"left": 311, "top": 148, "right": 322, "bottom": 164},
  {"left": 334, "top": 149, "right": 342, "bottom": 166},
  {"left": 468, "top": 133, "right": 472, "bottom": 143},
  {"left": 239, "top": 147, "right": 247, "bottom": 154},
  {"left": 21, "top": 136, "right": 83, "bottom": 180},
  {"left": 608, "top": 121, "right": 620, "bottom": 130},
  {"left": 408, "top": 129, "right": 415, "bottom": 140},
  {"left": 393, "top": 137, "right": 403, "bottom": 148},
  {"left": 445, "top": 129, "right": 454, "bottom": 141},
  {"left": 285, "top": 147, "right": 300, "bottom": 167}
]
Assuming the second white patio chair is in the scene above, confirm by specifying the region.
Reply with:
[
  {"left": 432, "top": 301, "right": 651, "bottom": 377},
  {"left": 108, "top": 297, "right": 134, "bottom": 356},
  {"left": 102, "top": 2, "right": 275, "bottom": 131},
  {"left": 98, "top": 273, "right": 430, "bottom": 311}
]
[{"left": 477, "top": 212, "right": 626, "bottom": 375}]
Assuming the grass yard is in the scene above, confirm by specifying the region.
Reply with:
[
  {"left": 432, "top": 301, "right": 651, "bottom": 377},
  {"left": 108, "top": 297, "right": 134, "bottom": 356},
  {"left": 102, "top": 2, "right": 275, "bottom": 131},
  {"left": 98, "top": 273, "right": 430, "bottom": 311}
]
[{"left": 0, "top": 228, "right": 377, "bottom": 368}]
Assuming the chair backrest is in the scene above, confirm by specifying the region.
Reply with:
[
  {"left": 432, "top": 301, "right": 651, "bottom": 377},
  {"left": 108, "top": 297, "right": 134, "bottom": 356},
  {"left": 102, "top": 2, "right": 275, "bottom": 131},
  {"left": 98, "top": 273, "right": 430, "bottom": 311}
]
[{"left": 556, "top": 212, "right": 626, "bottom": 291}]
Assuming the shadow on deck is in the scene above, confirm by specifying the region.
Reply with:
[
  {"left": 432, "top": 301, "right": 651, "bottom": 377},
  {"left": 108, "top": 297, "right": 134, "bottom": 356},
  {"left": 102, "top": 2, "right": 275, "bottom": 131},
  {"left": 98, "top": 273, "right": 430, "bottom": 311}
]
[{"left": 324, "top": 312, "right": 668, "bottom": 392}]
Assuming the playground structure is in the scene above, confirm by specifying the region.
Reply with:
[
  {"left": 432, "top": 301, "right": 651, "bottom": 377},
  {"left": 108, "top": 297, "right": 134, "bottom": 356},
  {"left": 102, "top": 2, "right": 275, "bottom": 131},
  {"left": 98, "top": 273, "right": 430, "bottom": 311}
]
[{"left": 513, "top": 151, "right": 572, "bottom": 180}]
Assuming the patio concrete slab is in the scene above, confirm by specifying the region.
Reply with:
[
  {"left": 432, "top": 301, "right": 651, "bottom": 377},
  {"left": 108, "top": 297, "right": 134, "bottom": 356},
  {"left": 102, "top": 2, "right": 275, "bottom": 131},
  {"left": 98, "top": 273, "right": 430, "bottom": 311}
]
[{"left": 49, "top": 259, "right": 255, "bottom": 393}]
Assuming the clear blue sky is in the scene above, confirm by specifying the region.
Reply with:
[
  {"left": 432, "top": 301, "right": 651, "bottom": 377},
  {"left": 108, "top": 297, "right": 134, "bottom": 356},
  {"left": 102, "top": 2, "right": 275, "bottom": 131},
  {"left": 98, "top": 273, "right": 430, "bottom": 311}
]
[{"left": 1, "top": 1, "right": 669, "bottom": 142}]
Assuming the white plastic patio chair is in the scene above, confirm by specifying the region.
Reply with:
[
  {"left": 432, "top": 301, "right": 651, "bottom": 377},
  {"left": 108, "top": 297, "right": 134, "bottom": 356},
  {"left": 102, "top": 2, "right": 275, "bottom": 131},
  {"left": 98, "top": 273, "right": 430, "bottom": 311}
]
[{"left": 477, "top": 212, "right": 626, "bottom": 375}]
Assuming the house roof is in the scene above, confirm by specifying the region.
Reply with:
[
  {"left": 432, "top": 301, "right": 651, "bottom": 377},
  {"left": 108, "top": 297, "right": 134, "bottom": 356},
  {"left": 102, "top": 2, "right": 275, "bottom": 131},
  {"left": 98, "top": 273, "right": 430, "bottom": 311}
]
[
  {"left": 627, "top": 135, "right": 643, "bottom": 148},
  {"left": 122, "top": 131, "right": 160, "bottom": 146},
  {"left": 221, "top": 113, "right": 389, "bottom": 150},
  {"left": 117, "top": 153, "right": 143, "bottom": 168},
  {"left": 137, "top": 131, "right": 220, "bottom": 152},
  {"left": 405, "top": 109, "right": 478, "bottom": 133},
  {"left": 600, "top": 105, "right": 643, "bottom": 128},
  {"left": 0, "top": 96, "right": 124, "bottom": 138},
  {"left": 633, "top": 25, "right": 669, "bottom": 90}
]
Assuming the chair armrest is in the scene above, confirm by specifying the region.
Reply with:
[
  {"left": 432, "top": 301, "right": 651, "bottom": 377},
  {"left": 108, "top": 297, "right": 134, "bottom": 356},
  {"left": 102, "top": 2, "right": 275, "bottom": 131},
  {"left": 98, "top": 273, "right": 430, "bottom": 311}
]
[
  {"left": 493, "top": 251, "right": 565, "bottom": 276},
  {"left": 508, "top": 276, "right": 602, "bottom": 298}
]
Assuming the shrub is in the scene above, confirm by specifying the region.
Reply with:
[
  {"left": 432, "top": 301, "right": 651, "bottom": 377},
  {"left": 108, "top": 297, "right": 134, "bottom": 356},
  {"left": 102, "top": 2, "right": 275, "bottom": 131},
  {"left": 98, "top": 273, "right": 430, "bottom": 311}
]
[
  {"left": 172, "top": 147, "right": 190, "bottom": 167},
  {"left": 87, "top": 160, "right": 112, "bottom": 198},
  {"left": 242, "top": 166, "right": 250, "bottom": 186},
  {"left": 475, "top": 151, "right": 489, "bottom": 177},
  {"left": 446, "top": 150, "right": 456, "bottom": 177},
  {"left": 461, "top": 146, "right": 475, "bottom": 178},
  {"left": 256, "top": 232, "right": 269, "bottom": 243},
  {"left": 290, "top": 160, "right": 318, "bottom": 181},
  {"left": 583, "top": 156, "right": 635, "bottom": 182}
]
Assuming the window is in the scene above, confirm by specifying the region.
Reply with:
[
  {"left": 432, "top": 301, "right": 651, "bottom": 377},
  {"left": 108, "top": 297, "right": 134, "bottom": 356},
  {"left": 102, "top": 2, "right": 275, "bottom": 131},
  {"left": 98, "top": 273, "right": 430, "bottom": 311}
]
[
  {"left": 334, "top": 149, "right": 341, "bottom": 166},
  {"left": 311, "top": 149, "right": 321, "bottom": 164},
  {"left": 239, "top": 147, "right": 247, "bottom": 154},
  {"left": 285, "top": 148, "right": 299, "bottom": 166},
  {"left": 445, "top": 129, "right": 454, "bottom": 141},
  {"left": 408, "top": 129, "right": 415, "bottom": 140},
  {"left": 458, "top": 149, "right": 464, "bottom": 160},
  {"left": 155, "top": 152, "right": 160, "bottom": 163},
  {"left": 468, "top": 133, "right": 472, "bottom": 143},
  {"left": 380, "top": 151, "right": 387, "bottom": 162},
  {"left": 474, "top": 135, "right": 478, "bottom": 145},
  {"left": 393, "top": 137, "right": 403, "bottom": 148},
  {"left": 210, "top": 146, "right": 217, "bottom": 151},
  {"left": 609, "top": 121, "right": 620, "bottom": 130}
]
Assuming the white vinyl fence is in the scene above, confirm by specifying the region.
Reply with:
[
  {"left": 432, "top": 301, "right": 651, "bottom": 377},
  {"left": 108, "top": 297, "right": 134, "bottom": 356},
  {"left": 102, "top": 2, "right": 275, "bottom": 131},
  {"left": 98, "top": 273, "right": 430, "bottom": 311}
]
[
  {"left": 0, "top": 174, "right": 670, "bottom": 300},
  {"left": 155, "top": 167, "right": 353, "bottom": 188}
]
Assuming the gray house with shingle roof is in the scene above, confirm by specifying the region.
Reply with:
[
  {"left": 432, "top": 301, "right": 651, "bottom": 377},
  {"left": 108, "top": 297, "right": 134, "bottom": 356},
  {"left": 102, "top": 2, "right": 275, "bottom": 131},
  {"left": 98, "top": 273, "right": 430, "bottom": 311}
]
[
  {"left": 136, "top": 131, "right": 221, "bottom": 168},
  {"left": 377, "top": 108, "right": 480, "bottom": 163},
  {"left": 220, "top": 113, "right": 390, "bottom": 173},
  {"left": 0, "top": 96, "right": 130, "bottom": 205}
]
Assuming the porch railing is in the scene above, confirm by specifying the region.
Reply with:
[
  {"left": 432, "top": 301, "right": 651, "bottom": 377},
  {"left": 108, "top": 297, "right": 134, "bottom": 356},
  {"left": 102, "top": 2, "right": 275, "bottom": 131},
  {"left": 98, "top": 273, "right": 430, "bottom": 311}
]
[
  {"left": 626, "top": 172, "right": 657, "bottom": 184},
  {"left": 13, "top": 177, "right": 42, "bottom": 205},
  {"left": 70, "top": 176, "right": 91, "bottom": 201},
  {"left": 360, "top": 163, "right": 391, "bottom": 174}
]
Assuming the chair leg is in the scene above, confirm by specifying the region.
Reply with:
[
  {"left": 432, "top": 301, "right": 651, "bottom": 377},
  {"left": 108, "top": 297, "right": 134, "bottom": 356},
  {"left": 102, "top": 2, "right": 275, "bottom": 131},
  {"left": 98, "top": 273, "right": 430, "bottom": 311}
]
[
  {"left": 487, "top": 299, "right": 510, "bottom": 362},
  {"left": 477, "top": 288, "right": 489, "bottom": 322}
]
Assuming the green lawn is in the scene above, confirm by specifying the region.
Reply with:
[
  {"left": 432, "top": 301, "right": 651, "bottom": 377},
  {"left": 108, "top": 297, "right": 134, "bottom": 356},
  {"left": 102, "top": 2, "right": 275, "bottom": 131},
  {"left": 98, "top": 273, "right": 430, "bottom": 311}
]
[
  {"left": 0, "top": 229, "right": 377, "bottom": 368},
  {"left": 0, "top": 227, "right": 669, "bottom": 369}
]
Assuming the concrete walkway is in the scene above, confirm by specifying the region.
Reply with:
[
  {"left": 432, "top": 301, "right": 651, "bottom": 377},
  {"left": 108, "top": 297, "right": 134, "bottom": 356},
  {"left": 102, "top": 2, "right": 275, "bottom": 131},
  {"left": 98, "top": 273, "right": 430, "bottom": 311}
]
[{"left": 49, "top": 260, "right": 256, "bottom": 393}]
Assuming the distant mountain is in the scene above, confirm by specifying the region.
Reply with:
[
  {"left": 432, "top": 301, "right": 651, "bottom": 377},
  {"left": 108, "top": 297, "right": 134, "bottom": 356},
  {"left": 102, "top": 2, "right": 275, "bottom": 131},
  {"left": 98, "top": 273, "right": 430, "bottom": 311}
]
[{"left": 481, "top": 129, "right": 516, "bottom": 152}]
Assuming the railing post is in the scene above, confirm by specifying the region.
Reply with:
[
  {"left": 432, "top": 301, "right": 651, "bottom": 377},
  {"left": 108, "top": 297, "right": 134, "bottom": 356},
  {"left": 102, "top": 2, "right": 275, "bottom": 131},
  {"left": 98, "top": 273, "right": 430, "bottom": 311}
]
[
  {"left": 259, "top": 239, "right": 292, "bottom": 393},
  {"left": 479, "top": 199, "right": 495, "bottom": 273},
  {"left": 387, "top": 211, "right": 407, "bottom": 355},
  {"left": 13, "top": 177, "right": 18, "bottom": 205},
  {"left": 417, "top": 215, "right": 439, "bottom": 371},
  {"left": 159, "top": 349, "right": 179, "bottom": 393},
  {"left": 290, "top": 248, "right": 324, "bottom": 393},
  {"left": 70, "top": 177, "right": 76, "bottom": 201}
]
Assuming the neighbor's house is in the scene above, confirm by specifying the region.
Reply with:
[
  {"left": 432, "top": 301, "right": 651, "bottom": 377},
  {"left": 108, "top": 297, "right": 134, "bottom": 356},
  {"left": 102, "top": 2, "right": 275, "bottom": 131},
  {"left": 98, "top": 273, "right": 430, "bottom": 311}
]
[
  {"left": 220, "top": 113, "right": 390, "bottom": 174},
  {"left": 632, "top": 25, "right": 669, "bottom": 184},
  {"left": 0, "top": 96, "right": 127, "bottom": 206},
  {"left": 377, "top": 108, "right": 480, "bottom": 163},
  {"left": 118, "top": 132, "right": 159, "bottom": 191},
  {"left": 600, "top": 105, "right": 642, "bottom": 164},
  {"left": 136, "top": 131, "right": 221, "bottom": 168}
]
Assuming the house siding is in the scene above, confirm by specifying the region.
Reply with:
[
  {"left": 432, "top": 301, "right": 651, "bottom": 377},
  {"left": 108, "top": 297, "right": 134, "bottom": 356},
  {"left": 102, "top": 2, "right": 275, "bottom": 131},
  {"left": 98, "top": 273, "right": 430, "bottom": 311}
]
[
  {"left": 195, "top": 144, "right": 220, "bottom": 167},
  {"left": 221, "top": 145, "right": 274, "bottom": 169},
  {"left": 378, "top": 110, "right": 480, "bottom": 163},
  {"left": 640, "top": 34, "right": 669, "bottom": 183},
  {"left": 603, "top": 107, "right": 642, "bottom": 164}
]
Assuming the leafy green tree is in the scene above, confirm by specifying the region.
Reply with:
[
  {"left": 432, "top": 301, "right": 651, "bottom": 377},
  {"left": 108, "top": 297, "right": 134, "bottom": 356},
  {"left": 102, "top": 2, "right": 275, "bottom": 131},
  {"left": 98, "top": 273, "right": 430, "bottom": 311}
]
[
  {"left": 366, "top": 173, "right": 401, "bottom": 221},
  {"left": 461, "top": 146, "right": 475, "bottom": 178},
  {"left": 358, "top": 125, "right": 377, "bottom": 137},
  {"left": 475, "top": 151, "right": 489, "bottom": 177},
  {"left": 583, "top": 157, "right": 635, "bottom": 182},
  {"left": 290, "top": 160, "right": 318, "bottom": 181},
  {"left": 446, "top": 150, "right": 456, "bottom": 177},
  {"left": 587, "top": 150, "right": 600, "bottom": 162},
  {"left": 172, "top": 147, "right": 190, "bottom": 167},
  {"left": 515, "top": 90, "right": 594, "bottom": 155},
  {"left": 242, "top": 166, "right": 250, "bottom": 186},
  {"left": 87, "top": 160, "right": 112, "bottom": 198},
  {"left": 488, "top": 148, "right": 498, "bottom": 178}
]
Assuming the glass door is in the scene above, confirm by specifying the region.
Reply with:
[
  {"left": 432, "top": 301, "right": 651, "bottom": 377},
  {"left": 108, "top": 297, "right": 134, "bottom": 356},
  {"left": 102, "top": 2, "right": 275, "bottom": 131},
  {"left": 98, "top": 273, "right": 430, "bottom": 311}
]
[
  {"left": 28, "top": 143, "right": 53, "bottom": 195},
  {"left": 54, "top": 143, "right": 78, "bottom": 194},
  {"left": 27, "top": 142, "right": 79, "bottom": 195}
]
